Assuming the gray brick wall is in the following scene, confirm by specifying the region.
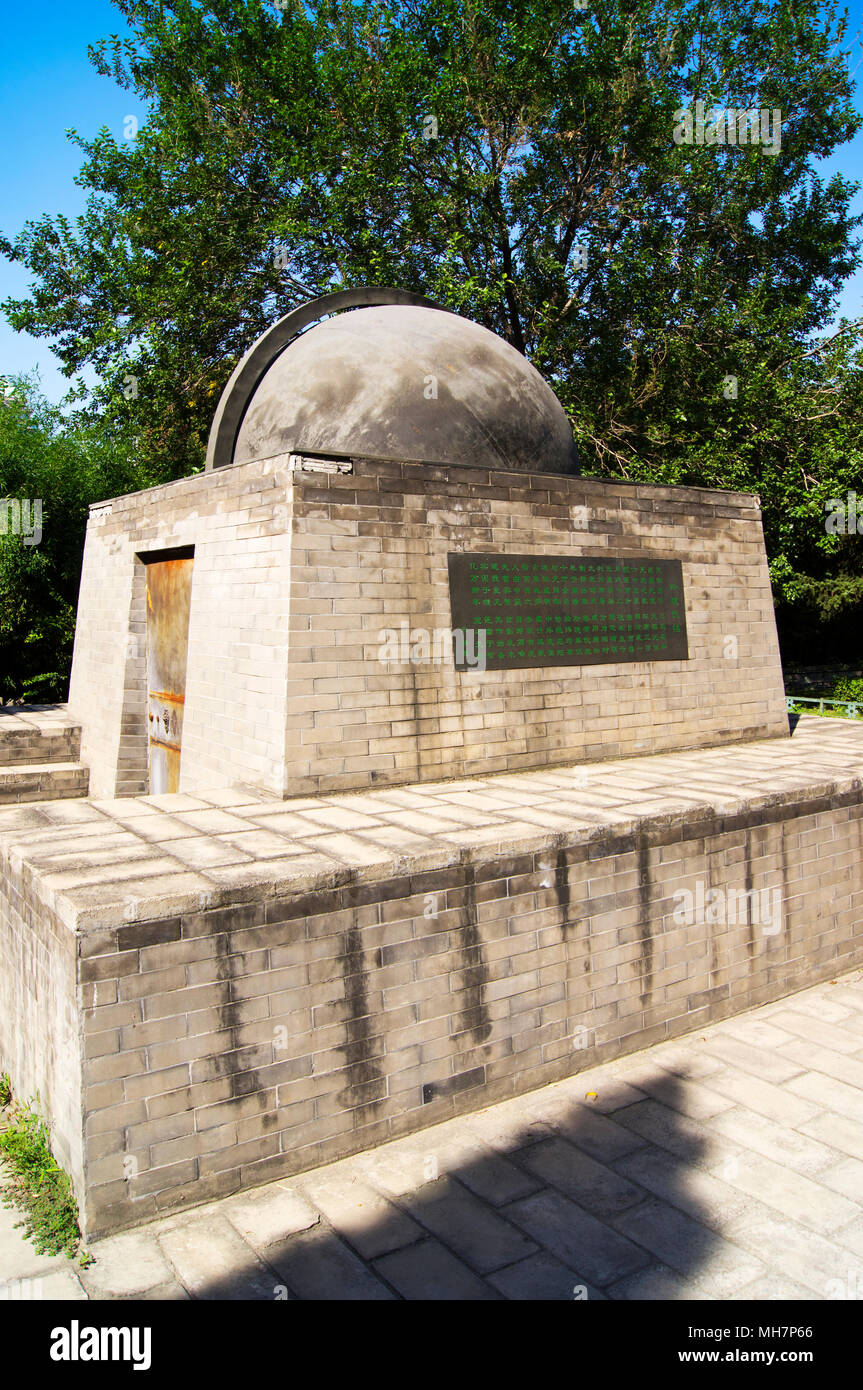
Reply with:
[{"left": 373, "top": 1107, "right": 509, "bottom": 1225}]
[
  {"left": 68, "top": 458, "right": 294, "bottom": 798},
  {"left": 0, "top": 850, "right": 83, "bottom": 1185},
  {"left": 286, "top": 462, "right": 788, "bottom": 791},
  {"left": 68, "top": 457, "right": 788, "bottom": 799}
]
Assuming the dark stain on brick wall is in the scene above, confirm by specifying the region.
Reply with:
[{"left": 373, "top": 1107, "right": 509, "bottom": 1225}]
[
  {"left": 744, "top": 829, "right": 756, "bottom": 957},
  {"left": 453, "top": 861, "right": 492, "bottom": 1044},
  {"left": 636, "top": 833, "right": 654, "bottom": 1006},
  {"left": 337, "top": 917, "right": 385, "bottom": 1113},
  {"left": 707, "top": 853, "right": 719, "bottom": 978},
  {"left": 779, "top": 824, "right": 791, "bottom": 940},
  {"left": 554, "top": 842, "right": 574, "bottom": 932},
  {"left": 212, "top": 927, "right": 266, "bottom": 1101}
]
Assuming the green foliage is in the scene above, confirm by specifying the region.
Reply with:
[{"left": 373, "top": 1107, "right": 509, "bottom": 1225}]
[
  {"left": 0, "top": 1074, "right": 11, "bottom": 1108},
  {"left": 0, "top": 1094, "right": 89, "bottom": 1263},
  {"left": 3, "top": 1, "right": 861, "bottom": 480},
  {"left": 830, "top": 675, "right": 863, "bottom": 703},
  {"left": 0, "top": 377, "right": 140, "bottom": 702}
]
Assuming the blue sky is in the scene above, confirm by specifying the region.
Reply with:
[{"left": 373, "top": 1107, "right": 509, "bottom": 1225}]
[
  {"left": 0, "top": 2, "right": 146, "bottom": 401},
  {"left": 1, "top": 0, "right": 862, "bottom": 404}
]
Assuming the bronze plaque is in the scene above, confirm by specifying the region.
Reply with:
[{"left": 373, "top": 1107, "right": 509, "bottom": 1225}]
[{"left": 447, "top": 553, "right": 688, "bottom": 670}]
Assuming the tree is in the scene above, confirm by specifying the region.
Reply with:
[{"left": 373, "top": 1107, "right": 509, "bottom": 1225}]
[
  {"left": 0, "top": 378, "right": 139, "bottom": 702},
  {"left": 2, "top": 0, "right": 862, "bottom": 666}
]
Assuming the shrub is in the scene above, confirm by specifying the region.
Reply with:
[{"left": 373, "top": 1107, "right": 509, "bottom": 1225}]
[{"left": 0, "top": 1093, "right": 90, "bottom": 1262}]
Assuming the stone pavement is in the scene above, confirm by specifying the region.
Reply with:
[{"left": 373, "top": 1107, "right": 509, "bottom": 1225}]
[
  {"left": 0, "top": 713, "right": 860, "bottom": 934},
  {"left": 3, "top": 967, "right": 863, "bottom": 1301}
]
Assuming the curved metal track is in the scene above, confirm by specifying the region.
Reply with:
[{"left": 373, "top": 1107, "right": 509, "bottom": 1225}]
[{"left": 205, "top": 286, "right": 451, "bottom": 471}]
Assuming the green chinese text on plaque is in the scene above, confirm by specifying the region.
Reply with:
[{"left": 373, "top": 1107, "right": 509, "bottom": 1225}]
[{"left": 447, "top": 553, "right": 688, "bottom": 671}]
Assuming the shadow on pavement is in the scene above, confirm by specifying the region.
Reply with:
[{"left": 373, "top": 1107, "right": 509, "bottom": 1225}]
[{"left": 131, "top": 1073, "right": 733, "bottom": 1301}]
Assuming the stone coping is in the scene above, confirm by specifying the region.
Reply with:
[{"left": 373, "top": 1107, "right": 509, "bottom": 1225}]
[
  {"left": 0, "top": 705, "right": 81, "bottom": 735},
  {"left": 1, "top": 716, "right": 861, "bottom": 935},
  {"left": 89, "top": 451, "right": 762, "bottom": 514}
]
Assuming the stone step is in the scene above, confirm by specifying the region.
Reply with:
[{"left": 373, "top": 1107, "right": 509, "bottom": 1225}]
[
  {"left": 0, "top": 707, "right": 82, "bottom": 767},
  {"left": 0, "top": 762, "right": 90, "bottom": 805}
]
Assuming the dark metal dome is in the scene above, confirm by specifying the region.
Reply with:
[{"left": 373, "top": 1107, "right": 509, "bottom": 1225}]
[{"left": 207, "top": 289, "right": 579, "bottom": 476}]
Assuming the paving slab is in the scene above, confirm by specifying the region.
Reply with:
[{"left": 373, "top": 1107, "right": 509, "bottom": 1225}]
[
  {"left": 372, "top": 1237, "right": 499, "bottom": 1300},
  {"left": 220, "top": 1183, "right": 320, "bottom": 1249},
  {"left": 501, "top": 1188, "right": 650, "bottom": 1286},
  {"left": 693, "top": 1066, "right": 822, "bottom": 1128},
  {"left": 785, "top": 1071, "right": 863, "bottom": 1126},
  {"left": 796, "top": 1111, "right": 863, "bottom": 1162},
  {"left": 729, "top": 1274, "right": 818, "bottom": 1301},
  {"left": 487, "top": 1250, "right": 605, "bottom": 1301},
  {"left": 613, "top": 1147, "right": 752, "bottom": 1231},
  {"left": 605, "top": 1262, "right": 715, "bottom": 1301},
  {"left": 777, "top": 1038, "right": 863, "bottom": 1091},
  {"left": 760, "top": 1010, "right": 863, "bottom": 1056},
  {"left": 721, "top": 1209, "right": 863, "bottom": 1300},
  {"left": 517, "top": 1137, "right": 644, "bottom": 1218},
  {"left": 705, "top": 1106, "right": 840, "bottom": 1177},
  {"left": 77, "top": 1231, "right": 175, "bottom": 1298},
  {"left": 617, "top": 1063, "right": 737, "bottom": 1123},
  {"left": 609, "top": 1097, "right": 730, "bottom": 1165},
  {"left": 265, "top": 1223, "right": 396, "bottom": 1300},
  {"left": 608, "top": 1196, "right": 766, "bottom": 1297},
  {"left": 832, "top": 1216, "right": 863, "bottom": 1261},
  {"left": 644, "top": 1040, "right": 726, "bottom": 1081},
  {"left": 775, "top": 993, "right": 859, "bottom": 1026},
  {"left": 428, "top": 1137, "right": 543, "bottom": 1207},
  {"left": 401, "top": 1177, "right": 538, "bottom": 1274},
  {"left": 711, "top": 1017, "right": 800, "bottom": 1052},
  {"left": 818, "top": 1156, "right": 863, "bottom": 1203},
  {"left": 697, "top": 1032, "right": 806, "bottom": 1084},
  {"left": 295, "top": 1173, "right": 421, "bottom": 1260},
  {"left": 530, "top": 1099, "right": 647, "bottom": 1163},
  {"left": 157, "top": 1215, "right": 279, "bottom": 1300},
  {"left": 700, "top": 1148, "right": 859, "bottom": 1235}
]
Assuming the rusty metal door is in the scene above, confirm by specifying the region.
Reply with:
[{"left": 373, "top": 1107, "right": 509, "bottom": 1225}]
[{"left": 145, "top": 556, "right": 194, "bottom": 794}]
